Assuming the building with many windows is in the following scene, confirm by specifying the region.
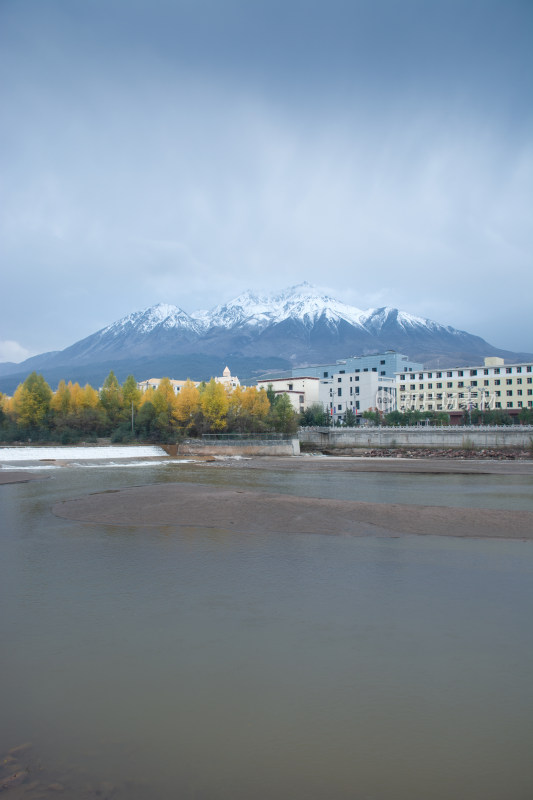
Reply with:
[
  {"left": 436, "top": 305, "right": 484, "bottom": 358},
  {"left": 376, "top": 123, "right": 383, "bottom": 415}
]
[
  {"left": 256, "top": 370, "right": 395, "bottom": 422},
  {"left": 395, "top": 357, "right": 533, "bottom": 418},
  {"left": 256, "top": 351, "right": 417, "bottom": 422},
  {"left": 320, "top": 369, "right": 396, "bottom": 423}
]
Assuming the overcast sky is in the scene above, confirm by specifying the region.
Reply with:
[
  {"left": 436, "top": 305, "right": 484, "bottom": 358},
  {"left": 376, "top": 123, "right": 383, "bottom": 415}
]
[{"left": 1, "top": 0, "right": 532, "bottom": 362}]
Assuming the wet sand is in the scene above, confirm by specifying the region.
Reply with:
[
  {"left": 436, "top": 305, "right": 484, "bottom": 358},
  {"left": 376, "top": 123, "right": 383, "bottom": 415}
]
[
  {"left": 53, "top": 478, "right": 533, "bottom": 540},
  {"left": 3, "top": 456, "right": 531, "bottom": 539},
  {"left": 212, "top": 454, "right": 533, "bottom": 475},
  {"left": 0, "top": 471, "right": 48, "bottom": 484}
]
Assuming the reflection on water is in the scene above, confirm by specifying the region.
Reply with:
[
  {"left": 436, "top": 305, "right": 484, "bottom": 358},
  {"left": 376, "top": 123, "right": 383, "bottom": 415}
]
[{"left": 1, "top": 463, "right": 532, "bottom": 800}]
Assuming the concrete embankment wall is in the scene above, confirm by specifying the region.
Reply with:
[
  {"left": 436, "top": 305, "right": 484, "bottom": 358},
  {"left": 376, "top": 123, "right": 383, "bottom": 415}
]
[
  {"left": 299, "top": 426, "right": 533, "bottom": 450},
  {"left": 176, "top": 439, "right": 300, "bottom": 456}
]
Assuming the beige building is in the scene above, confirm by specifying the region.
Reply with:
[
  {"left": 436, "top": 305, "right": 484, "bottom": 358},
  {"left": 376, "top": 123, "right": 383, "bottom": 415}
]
[
  {"left": 138, "top": 366, "right": 241, "bottom": 395},
  {"left": 256, "top": 376, "right": 320, "bottom": 413},
  {"left": 137, "top": 378, "right": 197, "bottom": 394},
  {"left": 395, "top": 357, "right": 533, "bottom": 413}
]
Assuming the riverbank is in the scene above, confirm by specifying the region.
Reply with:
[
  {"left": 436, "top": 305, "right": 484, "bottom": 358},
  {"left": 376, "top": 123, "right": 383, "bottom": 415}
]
[
  {"left": 208, "top": 454, "right": 533, "bottom": 475},
  {"left": 313, "top": 445, "right": 532, "bottom": 460},
  {"left": 300, "top": 425, "right": 533, "bottom": 451}
]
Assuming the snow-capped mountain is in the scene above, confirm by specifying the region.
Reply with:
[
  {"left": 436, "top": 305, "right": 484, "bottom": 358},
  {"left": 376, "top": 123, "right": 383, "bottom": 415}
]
[
  {"left": 103, "top": 303, "right": 202, "bottom": 336},
  {"left": 0, "top": 283, "right": 530, "bottom": 391},
  {"left": 205, "top": 283, "right": 368, "bottom": 330}
]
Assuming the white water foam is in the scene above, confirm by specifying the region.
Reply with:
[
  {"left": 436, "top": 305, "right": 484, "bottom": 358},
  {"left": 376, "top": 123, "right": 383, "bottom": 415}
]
[
  {"left": 0, "top": 464, "right": 59, "bottom": 471},
  {"left": 0, "top": 445, "right": 168, "bottom": 462},
  {"left": 80, "top": 458, "right": 194, "bottom": 468}
]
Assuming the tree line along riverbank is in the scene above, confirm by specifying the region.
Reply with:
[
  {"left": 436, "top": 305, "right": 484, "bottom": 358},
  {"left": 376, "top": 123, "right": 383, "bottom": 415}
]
[
  {"left": 0, "top": 371, "right": 300, "bottom": 444},
  {"left": 2, "top": 370, "right": 532, "bottom": 447}
]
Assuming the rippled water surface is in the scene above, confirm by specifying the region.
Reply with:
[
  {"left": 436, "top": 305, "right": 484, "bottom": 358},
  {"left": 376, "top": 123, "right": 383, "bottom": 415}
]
[{"left": 1, "top": 459, "right": 532, "bottom": 799}]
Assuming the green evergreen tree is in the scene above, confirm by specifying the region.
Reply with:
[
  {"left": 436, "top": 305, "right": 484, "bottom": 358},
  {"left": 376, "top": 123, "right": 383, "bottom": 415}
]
[
  {"left": 266, "top": 383, "right": 276, "bottom": 407},
  {"left": 343, "top": 408, "right": 357, "bottom": 427},
  {"left": 362, "top": 409, "right": 381, "bottom": 426},
  {"left": 269, "top": 393, "right": 298, "bottom": 433},
  {"left": 122, "top": 375, "right": 141, "bottom": 416},
  {"left": 99, "top": 371, "right": 122, "bottom": 429},
  {"left": 300, "top": 403, "right": 328, "bottom": 426}
]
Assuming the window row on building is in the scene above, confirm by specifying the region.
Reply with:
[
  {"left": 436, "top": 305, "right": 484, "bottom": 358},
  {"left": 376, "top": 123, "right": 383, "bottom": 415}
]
[{"left": 395, "top": 357, "right": 533, "bottom": 413}]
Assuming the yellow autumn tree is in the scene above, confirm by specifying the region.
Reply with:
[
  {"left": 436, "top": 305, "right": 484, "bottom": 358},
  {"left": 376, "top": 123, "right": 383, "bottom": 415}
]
[
  {"left": 51, "top": 379, "right": 72, "bottom": 417},
  {"left": 201, "top": 379, "right": 229, "bottom": 431},
  {"left": 12, "top": 372, "right": 53, "bottom": 428},
  {"left": 0, "top": 392, "right": 13, "bottom": 423},
  {"left": 73, "top": 382, "right": 105, "bottom": 435},
  {"left": 142, "top": 378, "right": 177, "bottom": 439},
  {"left": 226, "top": 384, "right": 244, "bottom": 430},
  {"left": 242, "top": 386, "right": 270, "bottom": 428},
  {"left": 80, "top": 383, "right": 99, "bottom": 409},
  {"left": 152, "top": 378, "right": 177, "bottom": 417},
  {"left": 139, "top": 386, "right": 156, "bottom": 407},
  {"left": 69, "top": 382, "right": 84, "bottom": 413},
  {"left": 173, "top": 379, "right": 201, "bottom": 428}
]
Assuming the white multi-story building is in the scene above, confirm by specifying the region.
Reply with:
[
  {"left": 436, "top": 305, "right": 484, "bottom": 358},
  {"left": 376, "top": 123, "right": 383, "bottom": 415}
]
[
  {"left": 320, "top": 370, "right": 396, "bottom": 423},
  {"left": 257, "top": 351, "right": 418, "bottom": 422},
  {"left": 256, "top": 376, "right": 320, "bottom": 413},
  {"left": 289, "top": 351, "right": 423, "bottom": 380},
  {"left": 257, "top": 371, "right": 395, "bottom": 422},
  {"left": 395, "top": 357, "right": 533, "bottom": 414}
]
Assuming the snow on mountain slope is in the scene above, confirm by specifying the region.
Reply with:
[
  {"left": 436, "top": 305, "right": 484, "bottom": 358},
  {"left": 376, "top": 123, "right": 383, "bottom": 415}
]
[
  {"left": 355, "top": 305, "right": 474, "bottom": 340},
  {"left": 81, "top": 284, "right": 467, "bottom": 344},
  {"left": 205, "top": 283, "right": 368, "bottom": 330},
  {"left": 205, "top": 290, "right": 274, "bottom": 329},
  {"left": 272, "top": 283, "right": 367, "bottom": 328},
  {"left": 101, "top": 302, "right": 201, "bottom": 336},
  {"left": 359, "top": 306, "right": 457, "bottom": 333}
]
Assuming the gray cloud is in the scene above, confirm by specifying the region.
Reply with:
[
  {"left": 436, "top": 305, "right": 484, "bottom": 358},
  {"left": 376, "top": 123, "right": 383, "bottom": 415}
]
[{"left": 1, "top": 0, "right": 531, "bottom": 358}]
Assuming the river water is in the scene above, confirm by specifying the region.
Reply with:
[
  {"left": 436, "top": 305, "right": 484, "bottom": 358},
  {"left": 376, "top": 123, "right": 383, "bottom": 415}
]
[{"left": 1, "top": 453, "right": 532, "bottom": 799}]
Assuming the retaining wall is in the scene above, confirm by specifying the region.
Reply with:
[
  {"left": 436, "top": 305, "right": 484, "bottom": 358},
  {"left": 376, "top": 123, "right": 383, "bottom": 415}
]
[
  {"left": 299, "top": 426, "right": 533, "bottom": 449},
  {"left": 177, "top": 438, "right": 300, "bottom": 456}
]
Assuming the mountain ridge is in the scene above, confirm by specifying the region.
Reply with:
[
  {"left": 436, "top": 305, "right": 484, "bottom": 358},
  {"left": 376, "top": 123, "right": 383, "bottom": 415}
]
[{"left": 0, "top": 283, "right": 531, "bottom": 392}]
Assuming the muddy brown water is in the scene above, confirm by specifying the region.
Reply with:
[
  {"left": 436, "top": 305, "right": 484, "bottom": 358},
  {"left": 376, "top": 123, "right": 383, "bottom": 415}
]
[{"left": 1, "top": 457, "right": 532, "bottom": 799}]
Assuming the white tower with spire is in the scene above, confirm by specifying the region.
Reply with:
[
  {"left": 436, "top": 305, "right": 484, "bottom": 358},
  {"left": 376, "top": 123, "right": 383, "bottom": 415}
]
[{"left": 215, "top": 366, "right": 240, "bottom": 390}]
